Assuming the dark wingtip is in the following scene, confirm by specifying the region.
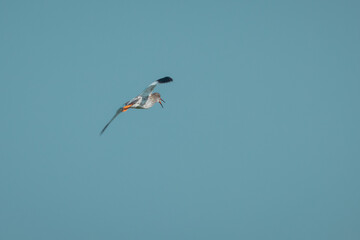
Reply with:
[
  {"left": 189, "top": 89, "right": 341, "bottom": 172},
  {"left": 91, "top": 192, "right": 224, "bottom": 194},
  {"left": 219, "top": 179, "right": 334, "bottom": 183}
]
[
  {"left": 99, "top": 125, "right": 107, "bottom": 135},
  {"left": 157, "top": 76, "right": 173, "bottom": 84}
]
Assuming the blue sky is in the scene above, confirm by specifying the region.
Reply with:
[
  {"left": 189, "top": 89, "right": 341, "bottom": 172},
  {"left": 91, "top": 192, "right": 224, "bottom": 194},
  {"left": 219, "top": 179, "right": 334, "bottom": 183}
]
[{"left": 1, "top": 0, "right": 359, "bottom": 239}]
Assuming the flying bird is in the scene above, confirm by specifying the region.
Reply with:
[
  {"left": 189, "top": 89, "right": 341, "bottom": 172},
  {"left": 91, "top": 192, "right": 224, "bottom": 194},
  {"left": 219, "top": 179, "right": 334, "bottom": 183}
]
[{"left": 100, "top": 76, "right": 173, "bottom": 135}]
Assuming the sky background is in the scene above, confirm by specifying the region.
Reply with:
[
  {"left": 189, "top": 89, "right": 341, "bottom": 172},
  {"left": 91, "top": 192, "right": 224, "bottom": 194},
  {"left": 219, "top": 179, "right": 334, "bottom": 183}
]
[{"left": 1, "top": 0, "right": 360, "bottom": 239}]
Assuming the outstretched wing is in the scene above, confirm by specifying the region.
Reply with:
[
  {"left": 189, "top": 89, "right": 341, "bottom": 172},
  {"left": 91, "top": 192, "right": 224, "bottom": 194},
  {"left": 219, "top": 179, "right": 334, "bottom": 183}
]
[
  {"left": 100, "top": 107, "right": 124, "bottom": 135},
  {"left": 139, "top": 76, "right": 173, "bottom": 97},
  {"left": 99, "top": 99, "right": 138, "bottom": 135}
]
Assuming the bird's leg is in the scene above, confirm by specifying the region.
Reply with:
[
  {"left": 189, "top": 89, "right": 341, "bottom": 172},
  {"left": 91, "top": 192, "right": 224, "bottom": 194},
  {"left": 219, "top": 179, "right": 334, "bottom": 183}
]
[{"left": 122, "top": 104, "right": 133, "bottom": 112}]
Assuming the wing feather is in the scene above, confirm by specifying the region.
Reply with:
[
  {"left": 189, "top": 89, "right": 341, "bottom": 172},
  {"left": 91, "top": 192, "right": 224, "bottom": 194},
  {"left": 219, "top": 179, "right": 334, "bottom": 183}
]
[
  {"left": 139, "top": 76, "right": 173, "bottom": 97},
  {"left": 100, "top": 107, "right": 123, "bottom": 135}
]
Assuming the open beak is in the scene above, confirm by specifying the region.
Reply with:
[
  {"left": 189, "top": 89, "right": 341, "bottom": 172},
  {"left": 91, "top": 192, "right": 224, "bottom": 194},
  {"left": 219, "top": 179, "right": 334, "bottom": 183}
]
[{"left": 159, "top": 98, "right": 165, "bottom": 108}]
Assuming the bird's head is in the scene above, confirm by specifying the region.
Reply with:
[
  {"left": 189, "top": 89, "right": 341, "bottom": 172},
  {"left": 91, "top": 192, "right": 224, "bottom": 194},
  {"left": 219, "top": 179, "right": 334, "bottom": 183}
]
[{"left": 152, "top": 92, "right": 165, "bottom": 108}]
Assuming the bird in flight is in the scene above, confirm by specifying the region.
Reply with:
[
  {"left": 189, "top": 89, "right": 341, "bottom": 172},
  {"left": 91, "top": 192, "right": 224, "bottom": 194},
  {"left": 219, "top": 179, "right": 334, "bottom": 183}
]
[{"left": 100, "top": 76, "right": 173, "bottom": 135}]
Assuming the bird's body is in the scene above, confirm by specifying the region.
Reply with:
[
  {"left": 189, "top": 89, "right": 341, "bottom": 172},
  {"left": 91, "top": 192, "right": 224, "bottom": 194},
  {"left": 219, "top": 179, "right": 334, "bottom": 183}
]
[
  {"left": 124, "top": 92, "right": 162, "bottom": 110},
  {"left": 100, "top": 77, "right": 173, "bottom": 135}
]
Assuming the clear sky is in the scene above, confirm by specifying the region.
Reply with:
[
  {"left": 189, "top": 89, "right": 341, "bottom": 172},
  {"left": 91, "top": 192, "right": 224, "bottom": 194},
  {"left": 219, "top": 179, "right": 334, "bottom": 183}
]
[{"left": 1, "top": 0, "right": 359, "bottom": 239}]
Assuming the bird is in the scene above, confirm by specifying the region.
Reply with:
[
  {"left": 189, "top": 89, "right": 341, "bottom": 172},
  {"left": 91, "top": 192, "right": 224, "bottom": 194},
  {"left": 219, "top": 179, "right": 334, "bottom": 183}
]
[{"left": 100, "top": 76, "right": 173, "bottom": 135}]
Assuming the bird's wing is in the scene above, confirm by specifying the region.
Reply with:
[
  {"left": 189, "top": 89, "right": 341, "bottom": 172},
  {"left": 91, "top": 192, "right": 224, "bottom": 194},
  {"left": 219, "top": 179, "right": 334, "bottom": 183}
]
[
  {"left": 100, "top": 98, "right": 140, "bottom": 135},
  {"left": 124, "top": 95, "right": 141, "bottom": 106},
  {"left": 139, "top": 76, "right": 173, "bottom": 97},
  {"left": 100, "top": 107, "right": 124, "bottom": 135}
]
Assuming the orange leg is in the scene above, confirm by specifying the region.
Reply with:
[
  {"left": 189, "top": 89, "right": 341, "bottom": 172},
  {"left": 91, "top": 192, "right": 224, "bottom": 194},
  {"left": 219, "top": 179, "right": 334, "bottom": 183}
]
[{"left": 122, "top": 104, "right": 133, "bottom": 112}]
